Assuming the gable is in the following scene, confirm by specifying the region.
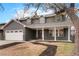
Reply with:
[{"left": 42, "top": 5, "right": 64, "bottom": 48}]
[{"left": 4, "top": 20, "right": 24, "bottom": 30}]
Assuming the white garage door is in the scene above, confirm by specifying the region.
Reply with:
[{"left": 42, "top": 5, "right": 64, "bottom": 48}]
[{"left": 5, "top": 30, "right": 23, "bottom": 40}]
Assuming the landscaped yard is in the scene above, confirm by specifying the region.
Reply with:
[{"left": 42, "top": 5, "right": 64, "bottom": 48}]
[{"left": 0, "top": 41, "right": 74, "bottom": 56}]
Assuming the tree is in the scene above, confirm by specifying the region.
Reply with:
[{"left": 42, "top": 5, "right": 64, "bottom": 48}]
[
  {"left": 24, "top": 3, "right": 79, "bottom": 55},
  {"left": 66, "top": 3, "right": 79, "bottom": 55}
]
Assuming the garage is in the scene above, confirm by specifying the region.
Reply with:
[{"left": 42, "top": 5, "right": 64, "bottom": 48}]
[{"left": 5, "top": 30, "right": 23, "bottom": 40}]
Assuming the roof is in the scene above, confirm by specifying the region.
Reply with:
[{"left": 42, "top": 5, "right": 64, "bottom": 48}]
[
  {"left": 31, "top": 13, "right": 40, "bottom": 19},
  {"left": 18, "top": 14, "right": 73, "bottom": 29},
  {"left": 25, "top": 19, "right": 73, "bottom": 29},
  {"left": 2, "top": 14, "right": 73, "bottom": 29},
  {"left": 2, "top": 20, "right": 26, "bottom": 29},
  {"left": 44, "top": 14, "right": 56, "bottom": 17}
]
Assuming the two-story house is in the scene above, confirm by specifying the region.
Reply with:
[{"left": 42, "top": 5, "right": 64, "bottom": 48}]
[{"left": 1, "top": 13, "right": 73, "bottom": 41}]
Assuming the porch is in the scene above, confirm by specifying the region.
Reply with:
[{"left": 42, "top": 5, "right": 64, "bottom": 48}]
[{"left": 35, "top": 26, "right": 71, "bottom": 42}]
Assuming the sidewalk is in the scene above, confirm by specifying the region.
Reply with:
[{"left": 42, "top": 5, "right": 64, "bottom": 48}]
[{"left": 0, "top": 40, "right": 25, "bottom": 46}]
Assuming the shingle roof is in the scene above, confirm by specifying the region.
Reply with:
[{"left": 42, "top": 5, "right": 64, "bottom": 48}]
[
  {"left": 25, "top": 19, "right": 73, "bottom": 29},
  {"left": 2, "top": 20, "right": 26, "bottom": 29},
  {"left": 18, "top": 14, "right": 73, "bottom": 29},
  {"left": 3, "top": 14, "right": 73, "bottom": 29}
]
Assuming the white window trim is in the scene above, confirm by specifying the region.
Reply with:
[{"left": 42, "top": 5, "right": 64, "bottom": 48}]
[{"left": 5, "top": 30, "right": 23, "bottom": 33}]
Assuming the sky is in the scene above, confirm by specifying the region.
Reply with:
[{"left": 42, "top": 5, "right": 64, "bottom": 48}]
[
  {"left": 0, "top": 3, "right": 24, "bottom": 24},
  {"left": 0, "top": 3, "right": 54, "bottom": 24},
  {"left": 0, "top": 3, "right": 79, "bottom": 24}
]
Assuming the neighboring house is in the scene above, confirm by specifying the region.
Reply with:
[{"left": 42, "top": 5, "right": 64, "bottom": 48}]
[
  {"left": 0, "top": 23, "right": 5, "bottom": 40},
  {"left": 1, "top": 14, "right": 73, "bottom": 41}
]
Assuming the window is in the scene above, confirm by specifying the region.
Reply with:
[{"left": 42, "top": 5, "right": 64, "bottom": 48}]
[
  {"left": 59, "top": 29, "right": 64, "bottom": 37},
  {"left": 19, "top": 31, "right": 22, "bottom": 32},
  {"left": 51, "top": 30, "right": 54, "bottom": 37},
  {"left": 26, "top": 19, "right": 31, "bottom": 24},
  {"left": 40, "top": 17, "right": 45, "bottom": 23},
  {"left": 33, "top": 19, "right": 39, "bottom": 24},
  {"left": 11, "top": 31, "right": 13, "bottom": 33},
  {"left": 49, "top": 29, "right": 64, "bottom": 37},
  {"left": 49, "top": 30, "right": 52, "bottom": 36},
  {"left": 15, "top": 31, "right": 18, "bottom": 33},
  {"left": 62, "top": 15, "right": 65, "bottom": 21}
]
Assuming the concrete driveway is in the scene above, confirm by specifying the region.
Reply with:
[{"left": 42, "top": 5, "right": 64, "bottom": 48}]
[{"left": 0, "top": 40, "right": 25, "bottom": 46}]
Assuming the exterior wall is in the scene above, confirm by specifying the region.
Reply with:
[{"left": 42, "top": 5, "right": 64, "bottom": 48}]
[
  {"left": 44, "top": 29, "right": 54, "bottom": 40},
  {"left": 4, "top": 21, "right": 24, "bottom": 30},
  {"left": 24, "top": 28, "right": 36, "bottom": 41},
  {"left": 3, "top": 21, "right": 24, "bottom": 40},
  {"left": 39, "top": 16, "right": 45, "bottom": 23},
  {"left": 26, "top": 19, "right": 32, "bottom": 24},
  {"left": 31, "top": 15, "right": 66, "bottom": 25},
  {"left": 46, "top": 15, "right": 64, "bottom": 23},
  {"left": 32, "top": 19, "right": 39, "bottom": 24},
  {"left": 46, "top": 17, "right": 56, "bottom": 23},
  {"left": 55, "top": 28, "right": 68, "bottom": 40},
  {"left": 0, "top": 30, "right": 4, "bottom": 40}
]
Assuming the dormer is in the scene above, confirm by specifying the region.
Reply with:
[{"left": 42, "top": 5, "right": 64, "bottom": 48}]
[
  {"left": 39, "top": 15, "right": 45, "bottom": 24},
  {"left": 26, "top": 17, "right": 31, "bottom": 24},
  {"left": 31, "top": 13, "right": 40, "bottom": 24}
]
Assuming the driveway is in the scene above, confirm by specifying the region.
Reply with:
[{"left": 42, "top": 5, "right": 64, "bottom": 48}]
[{"left": 0, "top": 40, "right": 25, "bottom": 46}]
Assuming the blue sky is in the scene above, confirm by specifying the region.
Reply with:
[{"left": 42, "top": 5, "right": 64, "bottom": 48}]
[
  {"left": 0, "top": 3, "right": 79, "bottom": 24},
  {"left": 0, "top": 3, "right": 24, "bottom": 24}
]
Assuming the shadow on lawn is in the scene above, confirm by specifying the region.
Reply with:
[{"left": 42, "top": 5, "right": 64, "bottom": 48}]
[
  {"left": 0, "top": 42, "right": 24, "bottom": 49},
  {"left": 32, "top": 42, "right": 57, "bottom": 56}
]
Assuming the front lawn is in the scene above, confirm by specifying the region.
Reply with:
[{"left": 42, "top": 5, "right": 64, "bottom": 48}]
[{"left": 0, "top": 41, "right": 74, "bottom": 56}]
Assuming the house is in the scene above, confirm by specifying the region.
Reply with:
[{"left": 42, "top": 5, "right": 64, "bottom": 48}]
[
  {"left": 0, "top": 23, "right": 5, "bottom": 40},
  {"left": 0, "top": 14, "right": 73, "bottom": 41}
]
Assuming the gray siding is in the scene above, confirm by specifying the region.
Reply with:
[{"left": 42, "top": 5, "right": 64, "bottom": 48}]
[
  {"left": 4, "top": 21, "right": 24, "bottom": 30},
  {"left": 24, "top": 28, "right": 36, "bottom": 41},
  {"left": 45, "top": 15, "right": 65, "bottom": 23},
  {"left": 44, "top": 29, "right": 54, "bottom": 39},
  {"left": 46, "top": 17, "right": 55, "bottom": 23},
  {"left": 32, "top": 19, "right": 39, "bottom": 24}
]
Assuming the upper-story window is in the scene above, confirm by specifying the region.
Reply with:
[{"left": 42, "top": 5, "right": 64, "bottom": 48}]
[
  {"left": 26, "top": 18, "right": 31, "bottom": 24},
  {"left": 32, "top": 18, "right": 39, "bottom": 24},
  {"left": 39, "top": 16, "right": 45, "bottom": 24},
  {"left": 55, "top": 15, "right": 66, "bottom": 22},
  {"left": 62, "top": 15, "right": 66, "bottom": 21},
  {"left": 46, "top": 16, "right": 55, "bottom": 23},
  {"left": 55, "top": 15, "right": 61, "bottom": 21}
]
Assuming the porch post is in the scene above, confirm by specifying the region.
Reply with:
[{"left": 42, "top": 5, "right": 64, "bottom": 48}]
[
  {"left": 54, "top": 27, "right": 56, "bottom": 41},
  {"left": 68, "top": 27, "right": 71, "bottom": 41},
  {"left": 42, "top": 28, "right": 44, "bottom": 40},
  {"left": 36, "top": 29, "right": 38, "bottom": 39}
]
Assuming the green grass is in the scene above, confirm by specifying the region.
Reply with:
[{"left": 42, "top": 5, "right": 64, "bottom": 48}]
[
  {"left": 55, "top": 42, "right": 74, "bottom": 56},
  {"left": 32, "top": 41, "right": 74, "bottom": 56}
]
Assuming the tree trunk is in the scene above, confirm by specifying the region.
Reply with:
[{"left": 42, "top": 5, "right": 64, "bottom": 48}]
[
  {"left": 67, "top": 12, "right": 79, "bottom": 55},
  {"left": 75, "top": 27, "right": 79, "bottom": 55}
]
